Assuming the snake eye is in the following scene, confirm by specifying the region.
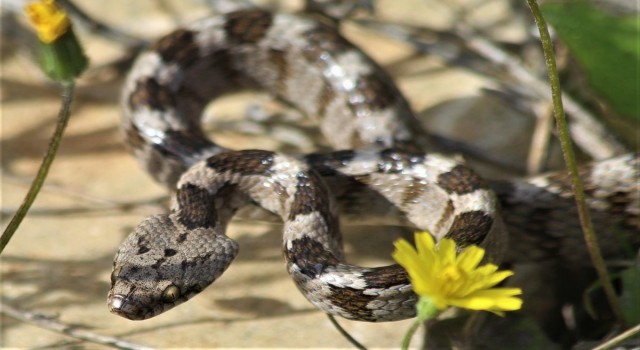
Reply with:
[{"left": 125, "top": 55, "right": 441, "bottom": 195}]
[
  {"left": 162, "top": 285, "right": 180, "bottom": 303},
  {"left": 110, "top": 267, "right": 122, "bottom": 285}
]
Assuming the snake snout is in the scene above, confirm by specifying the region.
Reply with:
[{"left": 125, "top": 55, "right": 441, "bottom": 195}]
[
  {"left": 108, "top": 294, "right": 132, "bottom": 317},
  {"left": 107, "top": 293, "right": 147, "bottom": 320}
]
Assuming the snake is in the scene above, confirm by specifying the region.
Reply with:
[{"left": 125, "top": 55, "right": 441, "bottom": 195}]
[{"left": 108, "top": 9, "right": 639, "bottom": 322}]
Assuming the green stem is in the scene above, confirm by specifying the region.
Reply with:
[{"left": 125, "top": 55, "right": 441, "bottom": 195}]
[
  {"left": 525, "top": 0, "right": 626, "bottom": 326},
  {"left": 326, "top": 314, "right": 367, "bottom": 350},
  {"left": 593, "top": 323, "right": 640, "bottom": 350},
  {"left": 0, "top": 81, "right": 75, "bottom": 254},
  {"left": 401, "top": 318, "right": 422, "bottom": 350}
]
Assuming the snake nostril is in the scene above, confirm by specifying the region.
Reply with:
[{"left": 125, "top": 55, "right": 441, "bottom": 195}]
[{"left": 109, "top": 294, "right": 126, "bottom": 311}]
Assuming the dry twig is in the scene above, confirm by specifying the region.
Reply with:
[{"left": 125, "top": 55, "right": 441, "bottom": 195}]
[
  {"left": 527, "top": 101, "right": 554, "bottom": 174},
  {"left": 1, "top": 301, "right": 155, "bottom": 350},
  {"left": 355, "top": 19, "right": 627, "bottom": 160}
]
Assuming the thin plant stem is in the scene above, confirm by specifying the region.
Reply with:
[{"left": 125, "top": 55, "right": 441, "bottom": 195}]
[
  {"left": 326, "top": 314, "right": 367, "bottom": 350},
  {"left": 593, "top": 323, "right": 640, "bottom": 350},
  {"left": 525, "top": 0, "right": 626, "bottom": 326},
  {"left": 401, "top": 318, "right": 422, "bottom": 350},
  {"left": 0, "top": 301, "right": 154, "bottom": 350},
  {"left": 0, "top": 82, "right": 75, "bottom": 254}
]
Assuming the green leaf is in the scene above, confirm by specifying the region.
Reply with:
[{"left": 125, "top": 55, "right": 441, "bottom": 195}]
[
  {"left": 541, "top": 1, "right": 639, "bottom": 120},
  {"left": 619, "top": 253, "right": 640, "bottom": 325}
]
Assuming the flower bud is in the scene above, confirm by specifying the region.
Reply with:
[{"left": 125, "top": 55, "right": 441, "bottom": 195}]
[{"left": 25, "top": 0, "right": 88, "bottom": 82}]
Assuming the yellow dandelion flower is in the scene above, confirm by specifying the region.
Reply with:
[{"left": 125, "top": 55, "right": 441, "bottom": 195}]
[
  {"left": 24, "top": 0, "right": 87, "bottom": 82},
  {"left": 393, "top": 231, "right": 522, "bottom": 315},
  {"left": 25, "top": 0, "right": 70, "bottom": 44}
]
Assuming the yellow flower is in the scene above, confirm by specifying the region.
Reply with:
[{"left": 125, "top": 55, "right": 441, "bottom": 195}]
[
  {"left": 25, "top": 0, "right": 70, "bottom": 44},
  {"left": 24, "top": 0, "right": 87, "bottom": 82},
  {"left": 393, "top": 232, "right": 522, "bottom": 315}
]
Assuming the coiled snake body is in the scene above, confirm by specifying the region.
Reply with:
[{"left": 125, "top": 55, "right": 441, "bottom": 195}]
[{"left": 108, "top": 10, "right": 639, "bottom": 322}]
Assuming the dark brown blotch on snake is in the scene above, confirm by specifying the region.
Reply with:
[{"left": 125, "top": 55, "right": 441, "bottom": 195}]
[
  {"left": 128, "top": 78, "right": 175, "bottom": 112},
  {"left": 152, "top": 29, "right": 199, "bottom": 66},
  {"left": 285, "top": 236, "right": 340, "bottom": 278},
  {"left": 175, "top": 183, "right": 217, "bottom": 230},
  {"left": 206, "top": 149, "right": 275, "bottom": 175},
  {"left": 224, "top": 10, "right": 273, "bottom": 44},
  {"left": 446, "top": 210, "right": 495, "bottom": 247},
  {"left": 437, "top": 164, "right": 489, "bottom": 195}
]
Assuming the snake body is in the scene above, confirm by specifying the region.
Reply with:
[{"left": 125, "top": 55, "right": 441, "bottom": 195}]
[{"left": 108, "top": 9, "right": 639, "bottom": 322}]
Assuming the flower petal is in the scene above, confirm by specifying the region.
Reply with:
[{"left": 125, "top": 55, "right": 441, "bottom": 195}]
[
  {"left": 392, "top": 239, "right": 418, "bottom": 267},
  {"left": 471, "top": 263, "right": 499, "bottom": 276},
  {"left": 25, "top": 0, "right": 71, "bottom": 43},
  {"left": 448, "top": 296, "right": 497, "bottom": 310},
  {"left": 450, "top": 293, "right": 522, "bottom": 311},
  {"left": 415, "top": 231, "right": 435, "bottom": 254},
  {"left": 465, "top": 287, "right": 523, "bottom": 301},
  {"left": 456, "top": 245, "right": 484, "bottom": 271},
  {"left": 435, "top": 238, "right": 457, "bottom": 265},
  {"left": 393, "top": 238, "right": 435, "bottom": 295},
  {"left": 474, "top": 270, "right": 514, "bottom": 289}
]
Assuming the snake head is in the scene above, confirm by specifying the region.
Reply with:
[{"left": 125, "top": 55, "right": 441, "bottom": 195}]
[{"left": 107, "top": 214, "right": 239, "bottom": 320}]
